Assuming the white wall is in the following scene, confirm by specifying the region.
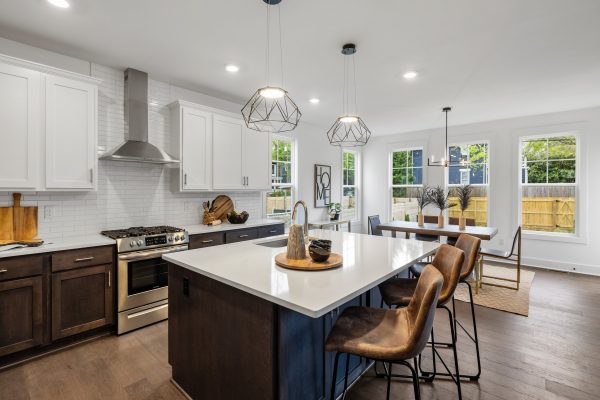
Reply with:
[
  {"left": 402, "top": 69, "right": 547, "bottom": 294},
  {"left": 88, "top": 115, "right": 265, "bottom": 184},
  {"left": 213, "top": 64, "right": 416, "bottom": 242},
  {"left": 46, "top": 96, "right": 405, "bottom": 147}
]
[{"left": 362, "top": 107, "right": 600, "bottom": 275}]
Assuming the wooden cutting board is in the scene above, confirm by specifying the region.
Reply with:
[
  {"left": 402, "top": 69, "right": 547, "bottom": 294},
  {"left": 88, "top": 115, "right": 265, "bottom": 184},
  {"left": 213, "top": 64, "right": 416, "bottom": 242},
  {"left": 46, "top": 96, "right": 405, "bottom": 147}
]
[
  {"left": 274, "top": 252, "right": 343, "bottom": 271},
  {"left": 0, "top": 193, "right": 41, "bottom": 245},
  {"left": 210, "top": 195, "right": 234, "bottom": 222},
  {"left": 0, "top": 205, "right": 14, "bottom": 241}
]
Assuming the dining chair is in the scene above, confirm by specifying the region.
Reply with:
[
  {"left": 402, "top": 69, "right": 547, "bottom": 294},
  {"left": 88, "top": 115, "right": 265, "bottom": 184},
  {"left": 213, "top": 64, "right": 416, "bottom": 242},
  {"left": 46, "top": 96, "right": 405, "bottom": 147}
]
[
  {"left": 326, "top": 265, "right": 444, "bottom": 400},
  {"left": 378, "top": 244, "right": 465, "bottom": 400},
  {"left": 479, "top": 226, "right": 522, "bottom": 290},
  {"left": 446, "top": 217, "right": 476, "bottom": 245},
  {"left": 414, "top": 215, "right": 440, "bottom": 242},
  {"left": 368, "top": 215, "right": 383, "bottom": 236}
]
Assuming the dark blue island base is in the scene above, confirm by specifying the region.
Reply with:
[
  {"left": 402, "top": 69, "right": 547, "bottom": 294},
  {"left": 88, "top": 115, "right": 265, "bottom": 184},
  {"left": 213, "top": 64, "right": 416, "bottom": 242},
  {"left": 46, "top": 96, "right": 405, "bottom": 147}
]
[{"left": 168, "top": 262, "right": 383, "bottom": 400}]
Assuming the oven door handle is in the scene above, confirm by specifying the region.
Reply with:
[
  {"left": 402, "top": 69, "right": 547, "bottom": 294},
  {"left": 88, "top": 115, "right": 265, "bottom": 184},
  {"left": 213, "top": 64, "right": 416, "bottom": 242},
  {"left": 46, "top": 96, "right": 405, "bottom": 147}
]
[{"left": 118, "top": 245, "right": 189, "bottom": 261}]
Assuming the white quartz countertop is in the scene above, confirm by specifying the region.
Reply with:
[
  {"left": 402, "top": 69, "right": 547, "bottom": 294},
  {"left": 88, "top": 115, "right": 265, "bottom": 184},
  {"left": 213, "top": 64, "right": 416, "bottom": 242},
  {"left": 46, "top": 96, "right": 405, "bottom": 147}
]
[
  {"left": 183, "top": 219, "right": 285, "bottom": 235},
  {"left": 0, "top": 235, "right": 116, "bottom": 259},
  {"left": 163, "top": 230, "right": 439, "bottom": 318}
]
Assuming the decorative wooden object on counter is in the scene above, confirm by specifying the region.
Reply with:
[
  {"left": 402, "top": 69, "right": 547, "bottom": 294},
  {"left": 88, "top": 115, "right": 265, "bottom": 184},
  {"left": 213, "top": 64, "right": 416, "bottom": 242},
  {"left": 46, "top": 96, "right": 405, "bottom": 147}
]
[
  {"left": 210, "top": 195, "right": 234, "bottom": 222},
  {"left": 0, "top": 193, "right": 42, "bottom": 246},
  {"left": 202, "top": 202, "right": 218, "bottom": 225},
  {"left": 274, "top": 252, "right": 343, "bottom": 271},
  {"left": 286, "top": 224, "right": 306, "bottom": 260}
]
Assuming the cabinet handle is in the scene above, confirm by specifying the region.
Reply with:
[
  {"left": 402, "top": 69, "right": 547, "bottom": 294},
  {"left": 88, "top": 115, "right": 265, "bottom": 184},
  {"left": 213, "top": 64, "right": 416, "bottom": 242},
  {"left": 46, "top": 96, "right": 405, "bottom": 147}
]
[
  {"left": 0, "top": 269, "right": 7, "bottom": 273},
  {"left": 239, "top": 234, "right": 249, "bottom": 238},
  {"left": 74, "top": 256, "right": 94, "bottom": 263},
  {"left": 107, "top": 270, "right": 111, "bottom": 287},
  {"left": 246, "top": 176, "right": 249, "bottom": 186},
  {"left": 184, "top": 173, "right": 188, "bottom": 186},
  {"left": 90, "top": 168, "right": 94, "bottom": 183},
  {"left": 269, "top": 230, "right": 278, "bottom": 233},
  {"left": 242, "top": 176, "right": 246, "bottom": 186},
  {"left": 201, "top": 239, "right": 214, "bottom": 244}
]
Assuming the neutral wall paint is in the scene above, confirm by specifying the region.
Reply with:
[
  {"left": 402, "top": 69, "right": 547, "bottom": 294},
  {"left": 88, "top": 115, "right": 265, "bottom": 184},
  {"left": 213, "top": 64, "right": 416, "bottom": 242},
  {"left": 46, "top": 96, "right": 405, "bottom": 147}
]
[{"left": 362, "top": 107, "right": 600, "bottom": 275}]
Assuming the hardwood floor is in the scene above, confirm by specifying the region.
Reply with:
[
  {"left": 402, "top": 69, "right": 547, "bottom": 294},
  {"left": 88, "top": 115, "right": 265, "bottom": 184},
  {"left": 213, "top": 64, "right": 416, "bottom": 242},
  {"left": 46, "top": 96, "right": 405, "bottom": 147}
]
[{"left": 1, "top": 268, "right": 598, "bottom": 400}]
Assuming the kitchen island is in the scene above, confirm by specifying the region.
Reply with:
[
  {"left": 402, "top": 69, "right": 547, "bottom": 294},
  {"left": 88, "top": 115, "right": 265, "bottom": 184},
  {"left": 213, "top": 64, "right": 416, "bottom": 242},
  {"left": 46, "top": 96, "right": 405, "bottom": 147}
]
[{"left": 163, "top": 230, "right": 439, "bottom": 400}]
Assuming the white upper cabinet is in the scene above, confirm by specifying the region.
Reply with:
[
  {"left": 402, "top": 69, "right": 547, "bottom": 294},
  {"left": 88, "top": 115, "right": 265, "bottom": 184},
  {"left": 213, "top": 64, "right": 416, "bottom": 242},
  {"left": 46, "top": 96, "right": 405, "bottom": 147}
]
[
  {"left": 243, "top": 129, "right": 270, "bottom": 190},
  {"left": 0, "top": 63, "right": 41, "bottom": 190},
  {"left": 170, "top": 101, "right": 212, "bottom": 191},
  {"left": 0, "top": 56, "right": 100, "bottom": 192},
  {"left": 45, "top": 75, "right": 97, "bottom": 190},
  {"left": 212, "top": 113, "right": 245, "bottom": 190}
]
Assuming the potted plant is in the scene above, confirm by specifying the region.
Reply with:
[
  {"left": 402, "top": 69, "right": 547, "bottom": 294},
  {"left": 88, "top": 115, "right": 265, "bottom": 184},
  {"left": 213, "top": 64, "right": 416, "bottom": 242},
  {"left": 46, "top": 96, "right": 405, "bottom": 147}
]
[
  {"left": 431, "top": 186, "right": 456, "bottom": 228},
  {"left": 415, "top": 185, "right": 433, "bottom": 227},
  {"left": 454, "top": 184, "right": 473, "bottom": 230},
  {"left": 328, "top": 202, "right": 341, "bottom": 221}
]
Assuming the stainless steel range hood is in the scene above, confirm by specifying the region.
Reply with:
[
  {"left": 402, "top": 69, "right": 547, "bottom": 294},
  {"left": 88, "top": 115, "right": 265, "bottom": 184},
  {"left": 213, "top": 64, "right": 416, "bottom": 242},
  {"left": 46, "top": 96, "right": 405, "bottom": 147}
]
[{"left": 100, "top": 68, "right": 180, "bottom": 164}]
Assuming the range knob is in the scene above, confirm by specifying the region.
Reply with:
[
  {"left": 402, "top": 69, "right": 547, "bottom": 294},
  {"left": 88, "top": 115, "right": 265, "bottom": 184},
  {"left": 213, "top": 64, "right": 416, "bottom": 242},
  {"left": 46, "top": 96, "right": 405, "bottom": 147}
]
[
  {"left": 129, "top": 242, "right": 135, "bottom": 247},
  {"left": 167, "top": 236, "right": 173, "bottom": 242},
  {"left": 137, "top": 240, "right": 143, "bottom": 246}
]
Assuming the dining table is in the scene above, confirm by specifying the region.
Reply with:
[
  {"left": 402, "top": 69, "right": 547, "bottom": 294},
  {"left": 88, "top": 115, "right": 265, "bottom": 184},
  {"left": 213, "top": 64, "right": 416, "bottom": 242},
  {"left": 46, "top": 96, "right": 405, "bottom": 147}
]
[{"left": 377, "top": 220, "right": 498, "bottom": 241}]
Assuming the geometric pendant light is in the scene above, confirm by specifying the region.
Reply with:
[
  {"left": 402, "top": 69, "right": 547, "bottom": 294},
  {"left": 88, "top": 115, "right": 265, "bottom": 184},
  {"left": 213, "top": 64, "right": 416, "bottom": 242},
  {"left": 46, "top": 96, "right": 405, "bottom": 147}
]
[
  {"left": 241, "top": 0, "right": 301, "bottom": 133},
  {"left": 327, "top": 43, "right": 372, "bottom": 147}
]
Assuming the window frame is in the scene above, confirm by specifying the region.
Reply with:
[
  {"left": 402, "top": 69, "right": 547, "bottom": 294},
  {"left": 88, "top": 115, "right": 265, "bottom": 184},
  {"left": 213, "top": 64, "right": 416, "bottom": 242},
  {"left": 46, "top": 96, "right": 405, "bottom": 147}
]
[
  {"left": 517, "top": 131, "right": 580, "bottom": 240},
  {"left": 341, "top": 149, "right": 360, "bottom": 223},
  {"left": 266, "top": 135, "right": 295, "bottom": 221},
  {"left": 445, "top": 140, "right": 491, "bottom": 226},
  {"left": 390, "top": 146, "right": 424, "bottom": 221}
]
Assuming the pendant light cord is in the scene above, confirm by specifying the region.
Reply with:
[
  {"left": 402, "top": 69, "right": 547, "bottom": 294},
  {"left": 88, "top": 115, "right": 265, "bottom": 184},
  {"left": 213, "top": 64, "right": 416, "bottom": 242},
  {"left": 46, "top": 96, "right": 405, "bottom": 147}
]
[
  {"left": 353, "top": 54, "right": 358, "bottom": 115},
  {"left": 278, "top": 6, "right": 284, "bottom": 88},
  {"left": 265, "top": 4, "right": 270, "bottom": 85}
]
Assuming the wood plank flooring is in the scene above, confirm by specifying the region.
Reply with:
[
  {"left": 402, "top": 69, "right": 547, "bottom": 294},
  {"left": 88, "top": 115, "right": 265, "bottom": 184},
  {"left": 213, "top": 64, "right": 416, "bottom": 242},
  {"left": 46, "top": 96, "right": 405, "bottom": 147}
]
[{"left": 0, "top": 268, "right": 598, "bottom": 400}]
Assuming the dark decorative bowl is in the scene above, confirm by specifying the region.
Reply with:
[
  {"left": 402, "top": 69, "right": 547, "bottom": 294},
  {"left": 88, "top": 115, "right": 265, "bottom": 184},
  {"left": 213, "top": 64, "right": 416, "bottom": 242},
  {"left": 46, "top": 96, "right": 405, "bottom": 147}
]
[
  {"left": 227, "top": 211, "right": 249, "bottom": 224},
  {"left": 309, "top": 239, "right": 332, "bottom": 262}
]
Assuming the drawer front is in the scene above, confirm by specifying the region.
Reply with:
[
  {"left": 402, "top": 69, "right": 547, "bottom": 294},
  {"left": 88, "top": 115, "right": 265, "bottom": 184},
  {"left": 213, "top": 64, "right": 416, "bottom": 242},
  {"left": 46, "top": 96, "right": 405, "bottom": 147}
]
[
  {"left": 189, "top": 232, "right": 226, "bottom": 249},
  {"left": 258, "top": 224, "right": 285, "bottom": 238},
  {"left": 0, "top": 255, "right": 43, "bottom": 282},
  {"left": 51, "top": 246, "right": 114, "bottom": 272},
  {"left": 225, "top": 228, "right": 259, "bottom": 244}
]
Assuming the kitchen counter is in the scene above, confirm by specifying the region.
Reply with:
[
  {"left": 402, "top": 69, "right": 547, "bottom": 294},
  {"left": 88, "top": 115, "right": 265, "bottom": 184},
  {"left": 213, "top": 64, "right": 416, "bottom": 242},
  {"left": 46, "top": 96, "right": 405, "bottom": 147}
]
[
  {"left": 164, "top": 229, "right": 439, "bottom": 318},
  {"left": 183, "top": 218, "right": 284, "bottom": 235},
  {"left": 0, "top": 235, "right": 116, "bottom": 259},
  {"left": 166, "top": 230, "right": 439, "bottom": 400}
]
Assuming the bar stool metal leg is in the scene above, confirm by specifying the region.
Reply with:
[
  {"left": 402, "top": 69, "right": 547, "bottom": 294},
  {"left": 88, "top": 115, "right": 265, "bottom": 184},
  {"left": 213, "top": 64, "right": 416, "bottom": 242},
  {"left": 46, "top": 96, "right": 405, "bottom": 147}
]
[{"left": 452, "top": 280, "right": 482, "bottom": 380}]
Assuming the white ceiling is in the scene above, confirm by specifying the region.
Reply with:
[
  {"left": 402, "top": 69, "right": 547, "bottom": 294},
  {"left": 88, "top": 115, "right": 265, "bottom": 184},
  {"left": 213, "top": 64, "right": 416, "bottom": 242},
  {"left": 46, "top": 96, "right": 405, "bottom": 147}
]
[{"left": 0, "top": 0, "right": 599, "bottom": 135}]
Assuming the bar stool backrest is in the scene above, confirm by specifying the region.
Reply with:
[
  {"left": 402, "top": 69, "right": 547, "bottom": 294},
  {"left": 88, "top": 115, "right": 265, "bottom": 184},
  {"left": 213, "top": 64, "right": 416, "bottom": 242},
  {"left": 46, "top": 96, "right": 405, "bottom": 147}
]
[
  {"left": 405, "top": 265, "right": 444, "bottom": 359},
  {"left": 448, "top": 217, "right": 476, "bottom": 226},
  {"left": 431, "top": 244, "right": 465, "bottom": 305},
  {"left": 455, "top": 234, "right": 481, "bottom": 280},
  {"left": 367, "top": 215, "right": 383, "bottom": 236}
]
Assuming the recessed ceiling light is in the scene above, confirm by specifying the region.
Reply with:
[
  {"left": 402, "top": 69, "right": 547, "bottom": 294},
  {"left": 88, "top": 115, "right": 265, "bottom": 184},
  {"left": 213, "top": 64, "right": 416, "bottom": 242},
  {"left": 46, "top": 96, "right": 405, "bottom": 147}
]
[
  {"left": 47, "top": 0, "right": 70, "bottom": 8},
  {"left": 225, "top": 64, "right": 239, "bottom": 73},
  {"left": 403, "top": 71, "right": 418, "bottom": 80},
  {"left": 309, "top": 98, "right": 320, "bottom": 104}
]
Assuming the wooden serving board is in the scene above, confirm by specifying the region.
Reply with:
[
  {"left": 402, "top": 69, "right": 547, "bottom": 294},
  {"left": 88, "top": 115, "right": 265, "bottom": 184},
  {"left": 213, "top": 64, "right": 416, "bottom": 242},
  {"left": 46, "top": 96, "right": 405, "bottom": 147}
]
[
  {"left": 275, "top": 252, "right": 343, "bottom": 271},
  {"left": 0, "top": 193, "right": 41, "bottom": 245},
  {"left": 210, "top": 195, "right": 234, "bottom": 222},
  {"left": 0, "top": 206, "right": 14, "bottom": 241}
]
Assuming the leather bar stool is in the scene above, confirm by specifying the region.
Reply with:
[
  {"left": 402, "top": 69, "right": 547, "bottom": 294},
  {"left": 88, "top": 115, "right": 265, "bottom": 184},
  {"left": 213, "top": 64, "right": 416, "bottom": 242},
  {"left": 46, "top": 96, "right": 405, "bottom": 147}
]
[
  {"left": 406, "top": 234, "right": 483, "bottom": 381},
  {"left": 378, "top": 244, "right": 465, "bottom": 399},
  {"left": 325, "top": 265, "right": 444, "bottom": 400}
]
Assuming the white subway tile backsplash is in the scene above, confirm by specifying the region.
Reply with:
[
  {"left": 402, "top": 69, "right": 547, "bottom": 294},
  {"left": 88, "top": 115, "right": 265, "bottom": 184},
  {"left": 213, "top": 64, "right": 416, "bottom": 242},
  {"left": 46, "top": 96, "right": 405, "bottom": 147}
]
[{"left": 0, "top": 64, "right": 262, "bottom": 241}]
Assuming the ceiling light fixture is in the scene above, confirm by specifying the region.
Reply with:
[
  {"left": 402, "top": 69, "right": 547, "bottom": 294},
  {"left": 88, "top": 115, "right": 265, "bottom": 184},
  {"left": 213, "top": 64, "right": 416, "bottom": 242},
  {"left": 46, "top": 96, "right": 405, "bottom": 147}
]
[
  {"left": 47, "top": 0, "right": 70, "bottom": 8},
  {"left": 326, "top": 44, "right": 372, "bottom": 147},
  {"left": 427, "top": 107, "right": 467, "bottom": 167},
  {"left": 241, "top": 0, "right": 301, "bottom": 133},
  {"left": 403, "top": 71, "right": 418, "bottom": 80},
  {"left": 309, "top": 98, "right": 320, "bottom": 104},
  {"left": 225, "top": 64, "right": 240, "bottom": 73}
]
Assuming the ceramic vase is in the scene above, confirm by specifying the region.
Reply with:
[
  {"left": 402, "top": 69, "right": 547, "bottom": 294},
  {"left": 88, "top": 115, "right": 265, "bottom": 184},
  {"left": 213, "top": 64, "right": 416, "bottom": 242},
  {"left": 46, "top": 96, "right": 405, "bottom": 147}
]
[
  {"left": 286, "top": 224, "right": 306, "bottom": 260},
  {"left": 417, "top": 213, "right": 425, "bottom": 227},
  {"left": 437, "top": 213, "right": 444, "bottom": 228},
  {"left": 459, "top": 213, "right": 467, "bottom": 230}
]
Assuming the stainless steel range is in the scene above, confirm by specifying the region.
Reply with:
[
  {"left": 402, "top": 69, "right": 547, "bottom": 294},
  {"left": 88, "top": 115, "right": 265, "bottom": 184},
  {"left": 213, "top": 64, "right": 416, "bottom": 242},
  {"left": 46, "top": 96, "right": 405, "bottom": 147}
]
[{"left": 101, "top": 226, "right": 189, "bottom": 334}]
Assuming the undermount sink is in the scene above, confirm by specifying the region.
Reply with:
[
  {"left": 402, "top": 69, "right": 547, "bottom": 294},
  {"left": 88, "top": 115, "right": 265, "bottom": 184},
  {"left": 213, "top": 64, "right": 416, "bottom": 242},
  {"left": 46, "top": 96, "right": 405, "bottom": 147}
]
[{"left": 256, "top": 238, "right": 289, "bottom": 248}]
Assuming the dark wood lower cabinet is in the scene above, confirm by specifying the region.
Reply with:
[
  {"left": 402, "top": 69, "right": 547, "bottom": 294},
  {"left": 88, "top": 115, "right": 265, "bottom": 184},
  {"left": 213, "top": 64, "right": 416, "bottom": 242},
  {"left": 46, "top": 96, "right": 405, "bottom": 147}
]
[
  {"left": 51, "top": 264, "right": 113, "bottom": 341},
  {"left": 0, "top": 276, "right": 43, "bottom": 357}
]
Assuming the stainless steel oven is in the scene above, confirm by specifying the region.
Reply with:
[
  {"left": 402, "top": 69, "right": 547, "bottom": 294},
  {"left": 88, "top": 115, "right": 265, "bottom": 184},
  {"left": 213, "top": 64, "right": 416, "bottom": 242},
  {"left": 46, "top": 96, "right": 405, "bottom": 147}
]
[{"left": 101, "top": 226, "right": 189, "bottom": 334}]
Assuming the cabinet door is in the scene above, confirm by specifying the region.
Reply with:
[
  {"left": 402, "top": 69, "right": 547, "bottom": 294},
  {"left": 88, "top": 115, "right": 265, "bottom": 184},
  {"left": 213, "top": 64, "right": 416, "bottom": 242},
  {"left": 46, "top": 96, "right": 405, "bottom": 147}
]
[
  {"left": 45, "top": 75, "right": 97, "bottom": 190},
  {"left": 51, "top": 264, "right": 113, "bottom": 340},
  {"left": 181, "top": 107, "right": 212, "bottom": 190},
  {"left": 0, "top": 276, "right": 43, "bottom": 357},
  {"left": 0, "top": 63, "right": 40, "bottom": 189},
  {"left": 212, "top": 114, "right": 244, "bottom": 190},
  {"left": 243, "top": 129, "right": 271, "bottom": 190}
]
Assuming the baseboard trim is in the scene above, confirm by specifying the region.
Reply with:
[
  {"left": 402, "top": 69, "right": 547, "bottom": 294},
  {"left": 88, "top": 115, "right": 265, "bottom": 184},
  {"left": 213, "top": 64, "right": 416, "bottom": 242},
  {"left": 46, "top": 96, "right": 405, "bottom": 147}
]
[{"left": 486, "top": 256, "right": 600, "bottom": 277}]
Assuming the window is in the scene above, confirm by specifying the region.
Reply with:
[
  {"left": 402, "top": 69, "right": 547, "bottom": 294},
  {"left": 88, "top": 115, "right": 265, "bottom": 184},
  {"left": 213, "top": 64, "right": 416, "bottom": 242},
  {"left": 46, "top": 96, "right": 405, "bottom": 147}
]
[
  {"left": 519, "top": 134, "right": 577, "bottom": 235},
  {"left": 266, "top": 138, "right": 294, "bottom": 224},
  {"left": 447, "top": 142, "right": 489, "bottom": 226},
  {"left": 391, "top": 148, "right": 423, "bottom": 221},
  {"left": 342, "top": 150, "right": 358, "bottom": 221}
]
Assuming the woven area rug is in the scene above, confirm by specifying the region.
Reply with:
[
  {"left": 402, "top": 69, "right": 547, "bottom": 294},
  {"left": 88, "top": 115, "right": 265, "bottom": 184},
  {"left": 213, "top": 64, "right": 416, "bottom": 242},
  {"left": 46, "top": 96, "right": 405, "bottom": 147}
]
[{"left": 455, "top": 264, "right": 535, "bottom": 316}]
